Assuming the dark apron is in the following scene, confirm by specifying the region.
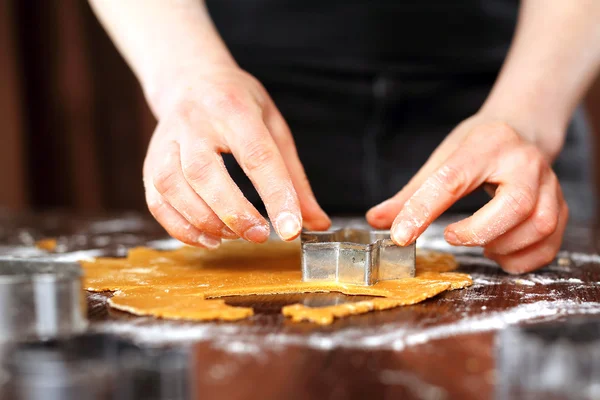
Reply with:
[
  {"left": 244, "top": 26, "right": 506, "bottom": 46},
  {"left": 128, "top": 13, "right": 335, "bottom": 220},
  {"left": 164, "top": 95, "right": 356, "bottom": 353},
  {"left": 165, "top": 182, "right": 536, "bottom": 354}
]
[{"left": 206, "top": 0, "right": 594, "bottom": 221}]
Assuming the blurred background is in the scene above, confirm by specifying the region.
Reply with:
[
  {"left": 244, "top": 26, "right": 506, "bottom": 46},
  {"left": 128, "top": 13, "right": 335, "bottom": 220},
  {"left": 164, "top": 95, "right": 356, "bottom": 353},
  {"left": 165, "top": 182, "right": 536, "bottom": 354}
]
[
  {"left": 1, "top": 0, "right": 155, "bottom": 213},
  {"left": 1, "top": 0, "right": 600, "bottom": 216}
]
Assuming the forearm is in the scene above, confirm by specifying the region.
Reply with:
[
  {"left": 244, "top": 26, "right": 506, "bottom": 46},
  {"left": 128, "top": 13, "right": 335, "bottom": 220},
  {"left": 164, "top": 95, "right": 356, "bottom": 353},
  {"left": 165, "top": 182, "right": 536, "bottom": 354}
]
[
  {"left": 88, "top": 0, "right": 236, "bottom": 116},
  {"left": 481, "top": 0, "right": 600, "bottom": 160}
]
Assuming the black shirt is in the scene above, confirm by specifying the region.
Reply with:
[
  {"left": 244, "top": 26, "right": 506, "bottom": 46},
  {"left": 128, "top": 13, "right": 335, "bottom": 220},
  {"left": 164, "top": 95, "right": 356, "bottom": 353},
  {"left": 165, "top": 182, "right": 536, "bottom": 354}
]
[
  {"left": 206, "top": 0, "right": 518, "bottom": 74},
  {"left": 204, "top": 1, "right": 593, "bottom": 219}
]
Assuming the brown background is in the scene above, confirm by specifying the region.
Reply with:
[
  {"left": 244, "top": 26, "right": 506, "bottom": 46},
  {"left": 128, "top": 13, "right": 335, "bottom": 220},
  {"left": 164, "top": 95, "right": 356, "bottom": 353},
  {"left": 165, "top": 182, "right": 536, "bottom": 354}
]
[
  {"left": 0, "top": 0, "right": 154, "bottom": 213},
  {"left": 1, "top": 1, "right": 599, "bottom": 214}
]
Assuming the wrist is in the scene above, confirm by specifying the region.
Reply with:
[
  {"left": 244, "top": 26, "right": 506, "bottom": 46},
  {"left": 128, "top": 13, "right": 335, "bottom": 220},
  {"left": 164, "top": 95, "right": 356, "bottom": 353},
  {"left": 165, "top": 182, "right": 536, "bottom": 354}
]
[
  {"left": 479, "top": 93, "right": 567, "bottom": 161},
  {"left": 142, "top": 53, "right": 238, "bottom": 118}
]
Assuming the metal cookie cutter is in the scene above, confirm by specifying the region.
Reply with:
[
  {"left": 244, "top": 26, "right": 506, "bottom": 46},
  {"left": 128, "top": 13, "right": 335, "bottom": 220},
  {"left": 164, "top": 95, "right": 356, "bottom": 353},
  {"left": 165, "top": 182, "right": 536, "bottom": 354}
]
[
  {"left": 301, "top": 229, "right": 416, "bottom": 286},
  {"left": 0, "top": 259, "right": 88, "bottom": 342}
]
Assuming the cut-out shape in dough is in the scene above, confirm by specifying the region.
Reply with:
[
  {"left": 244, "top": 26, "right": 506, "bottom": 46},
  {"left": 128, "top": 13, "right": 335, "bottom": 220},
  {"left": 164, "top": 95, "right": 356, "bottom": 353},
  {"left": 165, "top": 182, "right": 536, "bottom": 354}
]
[{"left": 81, "top": 241, "right": 471, "bottom": 325}]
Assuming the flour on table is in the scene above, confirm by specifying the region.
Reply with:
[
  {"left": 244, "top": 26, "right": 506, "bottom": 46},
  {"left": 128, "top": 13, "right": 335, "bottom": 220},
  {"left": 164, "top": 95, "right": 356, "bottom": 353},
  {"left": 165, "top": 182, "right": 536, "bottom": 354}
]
[{"left": 90, "top": 299, "right": 600, "bottom": 354}]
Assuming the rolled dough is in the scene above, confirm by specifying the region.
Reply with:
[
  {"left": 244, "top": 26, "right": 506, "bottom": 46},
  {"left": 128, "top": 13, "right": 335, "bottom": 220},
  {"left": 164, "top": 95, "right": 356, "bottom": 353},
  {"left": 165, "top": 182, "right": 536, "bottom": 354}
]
[{"left": 81, "top": 240, "right": 471, "bottom": 325}]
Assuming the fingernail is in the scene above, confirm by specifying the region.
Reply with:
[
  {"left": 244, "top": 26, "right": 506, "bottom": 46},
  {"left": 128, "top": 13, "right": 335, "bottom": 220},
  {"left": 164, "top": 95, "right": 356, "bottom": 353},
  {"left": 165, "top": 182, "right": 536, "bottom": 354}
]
[
  {"left": 275, "top": 212, "right": 301, "bottom": 241},
  {"left": 243, "top": 224, "right": 270, "bottom": 243},
  {"left": 220, "top": 226, "right": 239, "bottom": 239},
  {"left": 365, "top": 208, "right": 378, "bottom": 220},
  {"left": 370, "top": 199, "right": 394, "bottom": 213},
  {"left": 303, "top": 216, "right": 332, "bottom": 231},
  {"left": 197, "top": 233, "right": 221, "bottom": 249},
  {"left": 445, "top": 230, "right": 460, "bottom": 245},
  {"left": 392, "top": 220, "right": 414, "bottom": 246}
]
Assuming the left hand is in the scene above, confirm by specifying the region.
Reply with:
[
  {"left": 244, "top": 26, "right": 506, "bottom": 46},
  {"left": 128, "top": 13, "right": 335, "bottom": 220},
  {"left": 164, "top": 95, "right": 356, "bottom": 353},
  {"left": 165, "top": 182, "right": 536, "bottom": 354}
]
[{"left": 366, "top": 114, "right": 568, "bottom": 274}]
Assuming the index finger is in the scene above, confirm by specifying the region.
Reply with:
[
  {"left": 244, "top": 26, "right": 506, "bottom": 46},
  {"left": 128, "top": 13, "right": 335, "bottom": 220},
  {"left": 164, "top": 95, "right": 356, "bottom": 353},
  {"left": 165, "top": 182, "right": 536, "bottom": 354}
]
[
  {"left": 390, "top": 157, "right": 487, "bottom": 246},
  {"left": 226, "top": 116, "right": 303, "bottom": 241},
  {"left": 263, "top": 99, "right": 331, "bottom": 231},
  {"left": 391, "top": 145, "right": 543, "bottom": 247}
]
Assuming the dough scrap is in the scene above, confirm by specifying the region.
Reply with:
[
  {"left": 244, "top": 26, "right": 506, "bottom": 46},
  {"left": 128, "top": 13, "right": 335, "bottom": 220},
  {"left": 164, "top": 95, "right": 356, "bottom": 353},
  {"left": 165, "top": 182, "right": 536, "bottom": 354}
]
[
  {"left": 81, "top": 240, "right": 471, "bottom": 325},
  {"left": 36, "top": 238, "right": 58, "bottom": 252}
]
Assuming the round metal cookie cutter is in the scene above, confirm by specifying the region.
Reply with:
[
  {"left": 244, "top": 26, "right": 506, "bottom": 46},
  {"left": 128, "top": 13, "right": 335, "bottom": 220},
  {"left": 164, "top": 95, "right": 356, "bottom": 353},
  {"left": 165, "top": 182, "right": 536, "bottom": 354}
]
[{"left": 0, "top": 259, "right": 88, "bottom": 342}]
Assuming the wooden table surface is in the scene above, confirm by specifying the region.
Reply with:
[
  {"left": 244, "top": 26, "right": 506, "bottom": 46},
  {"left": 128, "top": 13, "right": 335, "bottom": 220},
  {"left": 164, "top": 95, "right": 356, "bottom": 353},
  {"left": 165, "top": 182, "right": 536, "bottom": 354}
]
[{"left": 1, "top": 210, "right": 600, "bottom": 400}]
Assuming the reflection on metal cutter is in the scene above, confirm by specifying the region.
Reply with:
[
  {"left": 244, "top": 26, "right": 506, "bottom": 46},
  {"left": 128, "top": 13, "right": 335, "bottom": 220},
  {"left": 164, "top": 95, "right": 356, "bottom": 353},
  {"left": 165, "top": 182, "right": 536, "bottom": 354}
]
[
  {"left": 0, "top": 259, "right": 88, "bottom": 342},
  {"left": 301, "top": 229, "right": 416, "bottom": 286}
]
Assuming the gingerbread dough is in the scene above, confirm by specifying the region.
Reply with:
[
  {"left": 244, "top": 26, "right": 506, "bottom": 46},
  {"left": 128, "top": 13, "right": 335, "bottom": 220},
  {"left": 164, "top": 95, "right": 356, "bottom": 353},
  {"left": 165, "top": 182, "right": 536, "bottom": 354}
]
[
  {"left": 81, "top": 241, "right": 471, "bottom": 325},
  {"left": 36, "top": 238, "right": 58, "bottom": 252}
]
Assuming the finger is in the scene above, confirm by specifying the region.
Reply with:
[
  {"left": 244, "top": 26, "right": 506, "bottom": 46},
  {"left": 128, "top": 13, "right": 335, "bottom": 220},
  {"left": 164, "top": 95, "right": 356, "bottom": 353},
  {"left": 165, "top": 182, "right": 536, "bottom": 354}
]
[
  {"left": 144, "top": 178, "right": 222, "bottom": 248},
  {"left": 178, "top": 128, "right": 270, "bottom": 243},
  {"left": 366, "top": 121, "right": 474, "bottom": 228},
  {"left": 367, "top": 153, "right": 449, "bottom": 229},
  {"left": 485, "top": 200, "right": 568, "bottom": 274},
  {"left": 225, "top": 114, "right": 303, "bottom": 241},
  {"left": 445, "top": 181, "right": 540, "bottom": 247},
  {"left": 388, "top": 144, "right": 493, "bottom": 246},
  {"left": 263, "top": 100, "right": 331, "bottom": 231},
  {"left": 366, "top": 179, "right": 421, "bottom": 230},
  {"left": 484, "top": 173, "right": 560, "bottom": 255},
  {"left": 444, "top": 147, "right": 544, "bottom": 246},
  {"left": 151, "top": 141, "right": 238, "bottom": 239}
]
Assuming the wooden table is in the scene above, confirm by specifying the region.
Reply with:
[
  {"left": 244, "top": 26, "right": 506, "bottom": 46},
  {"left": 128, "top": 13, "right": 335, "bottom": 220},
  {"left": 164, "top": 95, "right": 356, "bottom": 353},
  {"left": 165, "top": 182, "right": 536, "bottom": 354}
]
[{"left": 1, "top": 210, "right": 599, "bottom": 400}]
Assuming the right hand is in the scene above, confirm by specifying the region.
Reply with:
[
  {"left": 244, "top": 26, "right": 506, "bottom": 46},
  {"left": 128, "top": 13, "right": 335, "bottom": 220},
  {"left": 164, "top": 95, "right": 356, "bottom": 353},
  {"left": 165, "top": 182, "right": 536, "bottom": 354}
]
[{"left": 143, "top": 66, "right": 331, "bottom": 248}]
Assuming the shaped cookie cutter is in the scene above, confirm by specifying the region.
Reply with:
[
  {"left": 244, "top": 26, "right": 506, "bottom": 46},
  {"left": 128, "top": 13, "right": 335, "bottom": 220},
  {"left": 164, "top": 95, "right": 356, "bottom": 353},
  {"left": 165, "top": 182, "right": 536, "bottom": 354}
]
[
  {"left": 0, "top": 259, "right": 88, "bottom": 342},
  {"left": 301, "top": 229, "right": 416, "bottom": 286}
]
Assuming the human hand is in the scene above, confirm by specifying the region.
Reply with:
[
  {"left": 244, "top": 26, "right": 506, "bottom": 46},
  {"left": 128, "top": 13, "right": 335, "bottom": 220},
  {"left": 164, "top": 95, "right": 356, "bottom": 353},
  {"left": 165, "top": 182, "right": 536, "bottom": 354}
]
[
  {"left": 366, "top": 115, "right": 568, "bottom": 274},
  {"left": 143, "top": 66, "right": 330, "bottom": 248}
]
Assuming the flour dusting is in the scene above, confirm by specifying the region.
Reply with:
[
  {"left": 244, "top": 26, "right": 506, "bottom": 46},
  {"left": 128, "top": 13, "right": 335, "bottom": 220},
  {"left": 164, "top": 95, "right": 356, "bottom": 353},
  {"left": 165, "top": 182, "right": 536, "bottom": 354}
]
[
  {"left": 4, "top": 215, "right": 597, "bottom": 356},
  {"left": 91, "top": 300, "right": 600, "bottom": 354},
  {"left": 528, "top": 276, "right": 584, "bottom": 285},
  {"left": 83, "top": 219, "right": 600, "bottom": 354}
]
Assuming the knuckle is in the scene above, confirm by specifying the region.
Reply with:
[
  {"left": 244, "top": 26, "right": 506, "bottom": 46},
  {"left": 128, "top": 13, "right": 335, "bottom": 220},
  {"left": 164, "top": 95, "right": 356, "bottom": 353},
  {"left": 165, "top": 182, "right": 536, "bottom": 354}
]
[
  {"left": 532, "top": 209, "right": 558, "bottom": 237},
  {"left": 432, "top": 165, "right": 468, "bottom": 197},
  {"left": 205, "top": 86, "right": 250, "bottom": 115},
  {"left": 146, "top": 199, "right": 173, "bottom": 228},
  {"left": 164, "top": 220, "right": 197, "bottom": 245},
  {"left": 404, "top": 196, "right": 431, "bottom": 224},
  {"left": 152, "top": 168, "right": 179, "bottom": 195},
  {"left": 504, "top": 185, "right": 536, "bottom": 220},
  {"left": 182, "top": 157, "right": 215, "bottom": 184},
  {"left": 489, "top": 122, "right": 519, "bottom": 143},
  {"left": 242, "top": 142, "right": 276, "bottom": 173},
  {"left": 524, "top": 147, "right": 546, "bottom": 173},
  {"left": 146, "top": 199, "right": 164, "bottom": 217},
  {"left": 529, "top": 157, "right": 545, "bottom": 177},
  {"left": 173, "top": 100, "right": 201, "bottom": 127},
  {"left": 175, "top": 100, "right": 193, "bottom": 120},
  {"left": 471, "top": 121, "right": 520, "bottom": 150},
  {"left": 512, "top": 147, "right": 532, "bottom": 165},
  {"left": 506, "top": 146, "right": 543, "bottom": 175},
  {"left": 269, "top": 183, "right": 296, "bottom": 204}
]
